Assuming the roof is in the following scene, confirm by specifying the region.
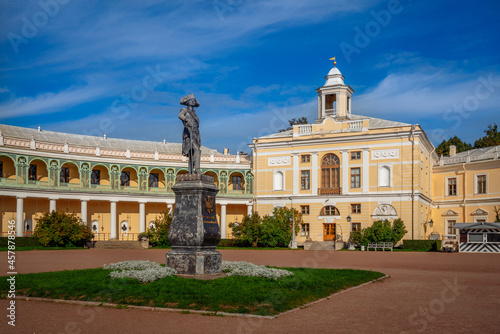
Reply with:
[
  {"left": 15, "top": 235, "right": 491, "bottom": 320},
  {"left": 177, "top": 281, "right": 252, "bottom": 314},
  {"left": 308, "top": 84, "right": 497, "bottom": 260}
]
[
  {"left": 256, "top": 114, "right": 410, "bottom": 139},
  {"left": 0, "top": 124, "right": 220, "bottom": 156},
  {"left": 453, "top": 222, "right": 500, "bottom": 230},
  {"left": 440, "top": 145, "right": 500, "bottom": 165}
]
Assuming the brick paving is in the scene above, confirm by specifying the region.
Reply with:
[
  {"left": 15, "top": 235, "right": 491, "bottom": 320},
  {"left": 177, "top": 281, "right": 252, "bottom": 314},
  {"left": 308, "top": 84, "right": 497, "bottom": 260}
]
[{"left": 1, "top": 249, "right": 499, "bottom": 334}]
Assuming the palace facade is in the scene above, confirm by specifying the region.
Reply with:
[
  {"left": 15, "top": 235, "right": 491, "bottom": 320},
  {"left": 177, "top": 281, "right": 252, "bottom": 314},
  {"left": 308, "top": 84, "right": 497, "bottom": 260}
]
[{"left": 1, "top": 63, "right": 499, "bottom": 244}]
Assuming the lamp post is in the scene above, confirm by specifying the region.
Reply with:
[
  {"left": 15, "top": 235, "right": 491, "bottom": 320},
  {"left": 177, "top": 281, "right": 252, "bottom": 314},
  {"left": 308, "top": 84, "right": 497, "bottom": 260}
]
[{"left": 288, "top": 197, "right": 297, "bottom": 249}]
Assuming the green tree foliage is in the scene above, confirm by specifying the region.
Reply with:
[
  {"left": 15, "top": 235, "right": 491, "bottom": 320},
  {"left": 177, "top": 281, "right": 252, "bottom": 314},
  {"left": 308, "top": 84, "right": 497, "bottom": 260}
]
[
  {"left": 33, "top": 211, "right": 93, "bottom": 247},
  {"left": 147, "top": 210, "right": 172, "bottom": 247},
  {"left": 229, "top": 207, "right": 302, "bottom": 247},
  {"left": 350, "top": 219, "right": 407, "bottom": 246},
  {"left": 436, "top": 136, "right": 473, "bottom": 156},
  {"left": 278, "top": 117, "right": 308, "bottom": 132},
  {"left": 474, "top": 124, "right": 500, "bottom": 149}
]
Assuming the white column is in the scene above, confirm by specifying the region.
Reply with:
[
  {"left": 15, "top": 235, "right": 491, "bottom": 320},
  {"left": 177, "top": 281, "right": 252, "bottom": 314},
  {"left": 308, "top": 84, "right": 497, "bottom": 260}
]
[
  {"left": 16, "top": 197, "right": 24, "bottom": 237},
  {"left": 321, "top": 95, "right": 326, "bottom": 118},
  {"left": 167, "top": 203, "right": 173, "bottom": 213},
  {"left": 292, "top": 153, "right": 299, "bottom": 195},
  {"left": 139, "top": 202, "right": 146, "bottom": 233},
  {"left": 81, "top": 200, "right": 88, "bottom": 225},
  {"left": 220, "top": 204, "right": 227, "bottom": 239},
  {"left": 247, "top": 203, "right": 252, "bottom": 216},
  {"left": 311, "top": 152, "right": 318, "bottom": 195},
  {"left": 49, "top": 199, "right": 57, "bottom": 212},
  {"left": 341, "top": 150, "right": 349, "bottom": 194},
  {"left": 317, "top": 95, "right": 322, "bottom": 119},
  {"left": 362, "top": 148, "right": 370, "bottom": 193},
  {"left": 110, "top": 201, "right": 117, "bottom": 239}
]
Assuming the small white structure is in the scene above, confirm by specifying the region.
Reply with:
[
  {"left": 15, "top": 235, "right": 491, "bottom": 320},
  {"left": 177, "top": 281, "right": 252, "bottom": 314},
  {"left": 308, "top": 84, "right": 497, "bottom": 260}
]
[{"left": 453, "top": 222, "right": 500, "bottom": 253}]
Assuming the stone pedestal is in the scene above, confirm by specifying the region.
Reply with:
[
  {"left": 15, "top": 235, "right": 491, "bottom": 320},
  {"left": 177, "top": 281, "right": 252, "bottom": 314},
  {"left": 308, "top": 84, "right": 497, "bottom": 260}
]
[{"left": 166, "top": 174, "right": 222, "bottom": 275}]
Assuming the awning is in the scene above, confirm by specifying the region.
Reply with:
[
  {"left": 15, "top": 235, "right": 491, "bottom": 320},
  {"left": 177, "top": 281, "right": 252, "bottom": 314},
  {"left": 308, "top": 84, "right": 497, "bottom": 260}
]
[{"left": 453, "top": 222, "right": 500, "bottom": 230}]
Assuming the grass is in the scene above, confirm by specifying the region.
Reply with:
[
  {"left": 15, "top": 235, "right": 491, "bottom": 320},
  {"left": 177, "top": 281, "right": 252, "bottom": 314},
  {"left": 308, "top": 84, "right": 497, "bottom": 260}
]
[{"left": 0, "top": 267, "right": 384, "bottom": 316}]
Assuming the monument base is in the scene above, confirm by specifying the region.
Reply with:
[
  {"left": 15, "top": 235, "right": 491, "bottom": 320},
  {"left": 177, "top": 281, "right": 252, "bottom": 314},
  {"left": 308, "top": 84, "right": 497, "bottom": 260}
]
[{"left": 166, "top": 246, "right": 222, "bottom": 275}]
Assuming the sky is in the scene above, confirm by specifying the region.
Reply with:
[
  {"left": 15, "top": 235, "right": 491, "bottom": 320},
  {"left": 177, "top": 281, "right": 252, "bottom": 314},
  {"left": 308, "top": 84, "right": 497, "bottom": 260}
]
[{"left": 1, "top": 0, "right": 499, "bottom": 154}]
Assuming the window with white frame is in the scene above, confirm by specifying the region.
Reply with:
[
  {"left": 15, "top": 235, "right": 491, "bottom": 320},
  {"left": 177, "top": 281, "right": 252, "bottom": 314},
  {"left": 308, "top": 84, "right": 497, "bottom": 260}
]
[
  {"left": 476, "top": 174, "right": 486, "bottom": 194},
  {"left": 447, "top": 220, "right": 456, "bottom": 235},
  {"left": 468, "top": 233, "right": 483, "bottom": 243},
  {"left": 301, "top": 223, "right": 310, "bottom": 236},
  {"left": 301, "top": 170, "right": 310, "bottom": 190},
  {"left": 273, "top": 171, "right": 284, "bottom": 191},
  {"left": 448, "top": 177, "right": 457, "bottom": 196}
]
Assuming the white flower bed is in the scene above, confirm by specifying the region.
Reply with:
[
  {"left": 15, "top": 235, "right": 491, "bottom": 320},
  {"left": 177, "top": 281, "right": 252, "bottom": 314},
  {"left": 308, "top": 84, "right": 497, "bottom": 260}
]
[
  {"left": 222, "top": 261, "right": 294, "bottom": 280},
  {"left": 103, "top": 260, "right": 176, "bottom": 283}
]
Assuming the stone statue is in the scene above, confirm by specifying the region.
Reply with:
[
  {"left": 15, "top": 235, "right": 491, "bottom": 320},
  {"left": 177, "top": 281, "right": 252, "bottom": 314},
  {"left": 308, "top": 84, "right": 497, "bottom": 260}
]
[{"left": 179, "top": 94, "right": 201, "bottom": 174}]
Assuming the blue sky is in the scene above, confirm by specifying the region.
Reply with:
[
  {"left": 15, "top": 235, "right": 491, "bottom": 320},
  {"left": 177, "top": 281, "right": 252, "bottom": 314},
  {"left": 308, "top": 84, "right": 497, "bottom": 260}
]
[{"left": 1, "top": 0, "right": 499, "bottom": 154}]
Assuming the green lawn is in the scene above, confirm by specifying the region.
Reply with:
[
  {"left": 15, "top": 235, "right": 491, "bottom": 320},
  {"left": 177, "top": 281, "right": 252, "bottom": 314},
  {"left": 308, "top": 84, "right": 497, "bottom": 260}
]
[{"left": 0, "top": 267, "right": 385, "bottom": 316}]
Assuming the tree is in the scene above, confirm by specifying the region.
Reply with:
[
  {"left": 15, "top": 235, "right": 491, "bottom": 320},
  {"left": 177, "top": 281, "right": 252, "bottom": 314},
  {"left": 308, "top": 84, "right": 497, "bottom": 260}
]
[
  {"left": 33, "top": 211, "right": 93, "bottom": 247},
  {"left": 278, "top": 117, "right": 308, "bottom": 132},
  {"left": 229, "top": 212, "right": 262, "bottom": 247},
  {"left": 436, "top": 136, "right": 473, "bottom": 156},
  {"left": 350, "top": 219, "right": 407, "bottom": 246},
  {"left": 474, "top": 124, "right": 500, "bottom": 149},
  {"left": 147, "top": 210, "right": 172, "bottom": 247}
]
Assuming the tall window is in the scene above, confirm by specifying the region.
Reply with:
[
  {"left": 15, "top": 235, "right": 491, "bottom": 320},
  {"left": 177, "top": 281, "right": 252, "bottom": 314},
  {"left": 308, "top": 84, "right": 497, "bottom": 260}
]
[
  {"left": 149, "top": 173, "right": 159, "bottom": 188},
  {"left": 351, "top": 223, "right": 361, "bottom": 233},
  {"left": 351, "top": 151, "right": 361, "bottom": 160},
  {"left": 350, "top": 168, "right": 360, "bottom": 188},
  {"left": 351, "top": 204, "right": 361, "bottom": 214},
  {"left": 301, "top": 223, "right": 310, "bottom": 236},
  {"left": 321, "top": 154, "right": 340, "bottom": 190},
  {"left": 321, "top": 205, "right": 340, "bottom": 216},
  {"left": 232, "top": 176, "right": 242, "bottom": 190},
  {"left": 91, "top": 169, "right": 101, "bottom": 185},
  {"left": 301, "top": 170, "right": 310, "bottom": 190},
  {"left": 120, "top": 171, "right": 130, "bottom": 187},
  {"left": 447, "top": 220, "right": 456, "bottom": 235},
  {"left": 60, "top": 167, "right": 69, "bottom": 183},
  {"left": 301, "top": 155, "right": 310, "bottom": 163},
  {"left": 29, "top": 164, "right": 37, "bottom": 181},
  {"left": 477, "top": 175, "right": 486, "bottom": 194},
  {"left": 448, "top": 178, "right": 457, "bottom": 196},
  {"left": 301, "top": 205, "right": 310, "bottom": 215}
]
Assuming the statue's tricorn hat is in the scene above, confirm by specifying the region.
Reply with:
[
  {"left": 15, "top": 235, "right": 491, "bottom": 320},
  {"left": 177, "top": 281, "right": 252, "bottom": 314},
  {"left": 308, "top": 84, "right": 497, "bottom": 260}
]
[{"left": 180, "top": 93, "right": 200, "bottom": 107}]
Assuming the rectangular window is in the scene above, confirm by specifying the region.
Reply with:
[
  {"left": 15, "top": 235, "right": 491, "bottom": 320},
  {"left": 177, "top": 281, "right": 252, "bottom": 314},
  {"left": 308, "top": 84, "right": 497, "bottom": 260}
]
[
  {"left": 301, "top": 170, "right": 310, "bottom": 190},
  {"left": 448, "top": 178, "right": 457, "bottom": 196},
  {"left": 468, "top": 233, "right": 483, "bottom": 243},
  {"left": 91, "top": 170, "right": 100, "bottom": 185},
  {"left": 351, "top": 168, "right": 361, "bottom": 188},
  {"left": 301, "top": 205, "right": 310, "bottom": 215},
  {"left": 0, "top": 161, "right": 3, "bottom": 178},
  {"left": 29, "top": 164, "right": 37, "bottom": 181},
  {"left": 301, "top": 155, "right": 310, "bottom": 163},
  {"left": 477, "top": 175, "right": 486, "bottom": 194},
  {"left": 301, "top": 223, "right": 310, "bottom": 236},
  {"left": 149, "top": 173, "right": 159, "bottom": 188},
  {"left": 351, "top": 223, "right": 361, "bottom": 233},
  {"left": 120, "top": 171, "right": 130, "bottom": 187},
  {"left": 351, "top": 151, "right": 361, "bottom": 160},
  {"left": 60, "top": 167, "right": 69, "bottom": 183},
  {"left": 447, "top": 220, "right": 456, "bottom": 235},
  {"left": 487, "top": 234, "right": 500, "bottom": 243},
  {"left": 232, "top": 176, "right": 242, "bottom": 190},
  {"left": 351, "top": 204, "right": 361, "bottom": 214}
]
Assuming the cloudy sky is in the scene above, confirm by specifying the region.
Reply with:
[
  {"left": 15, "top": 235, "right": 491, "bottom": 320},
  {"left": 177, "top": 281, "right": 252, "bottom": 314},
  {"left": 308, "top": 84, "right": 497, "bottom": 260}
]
[{"left": 1, "top": 0, "right": 499, "bottom": 153}]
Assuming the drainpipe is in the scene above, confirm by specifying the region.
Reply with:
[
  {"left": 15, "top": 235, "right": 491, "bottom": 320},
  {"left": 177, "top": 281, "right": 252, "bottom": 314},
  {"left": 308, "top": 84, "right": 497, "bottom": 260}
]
[{"left": 409, "top": 125, "right": 416, "bottom": 239}]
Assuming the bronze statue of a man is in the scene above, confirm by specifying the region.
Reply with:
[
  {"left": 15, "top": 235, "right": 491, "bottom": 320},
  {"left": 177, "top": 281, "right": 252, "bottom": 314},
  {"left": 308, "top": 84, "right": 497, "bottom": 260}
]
[{"left": 179, "top": 94, "right": 201, "bottom": 174}]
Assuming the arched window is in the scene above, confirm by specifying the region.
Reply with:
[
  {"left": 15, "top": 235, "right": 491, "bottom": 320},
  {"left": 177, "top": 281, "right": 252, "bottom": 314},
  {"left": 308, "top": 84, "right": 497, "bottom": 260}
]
[
  {"left": 321, "top": 206, "right": 340, "bottom": 216},
  {"left": 379, "top": 165, "right": 391, "bottom": 187},
  {"left": 321, "top": 154, "right": 340, "bottom": 194},
  {"left": 274, "top": 171, "right": 284, "bottom": 191}
]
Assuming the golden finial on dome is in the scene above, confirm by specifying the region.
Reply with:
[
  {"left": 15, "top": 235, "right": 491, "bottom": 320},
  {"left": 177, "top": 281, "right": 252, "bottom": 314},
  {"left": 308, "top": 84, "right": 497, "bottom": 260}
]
[{"left": 329, "top": 57, "right": 336, "bottom": 66}]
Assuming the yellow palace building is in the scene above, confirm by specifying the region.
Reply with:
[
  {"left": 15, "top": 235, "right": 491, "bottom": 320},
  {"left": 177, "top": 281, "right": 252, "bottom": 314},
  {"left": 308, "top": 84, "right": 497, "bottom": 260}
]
[
  {"left": 250, "top": 62, "right": 500, "bottom": 245},
  {"left": 1, "top": 62, "right": 499, "bottom": 246}
]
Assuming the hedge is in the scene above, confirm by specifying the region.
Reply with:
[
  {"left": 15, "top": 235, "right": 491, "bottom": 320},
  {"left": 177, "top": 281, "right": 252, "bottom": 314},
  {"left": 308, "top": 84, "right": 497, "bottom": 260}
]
[
  {"left": 217, "top": 239, "right": 251, "bottom": 248},
  {"left": 402, "top": 240, "right": 442, "bottom": 251},
  {"left": 0, "top": 237, "right": 44, "bottom": 248}
]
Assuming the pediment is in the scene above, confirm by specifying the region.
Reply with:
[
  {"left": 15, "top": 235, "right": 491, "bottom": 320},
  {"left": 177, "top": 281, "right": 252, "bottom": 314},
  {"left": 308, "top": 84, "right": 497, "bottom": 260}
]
[
  {"left": 442, "top": 209, "right": 459, "bottom": 216},
  {"left": 373, "top": 204, "right": 397, "bottom": 216},
  {"left": 471, "top": 208, "right": 488, "bottom": 216}
]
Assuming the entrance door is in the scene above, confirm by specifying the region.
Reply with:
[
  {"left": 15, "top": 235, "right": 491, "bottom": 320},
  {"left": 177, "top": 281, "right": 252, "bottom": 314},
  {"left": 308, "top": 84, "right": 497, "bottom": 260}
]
[{"left": 323, "top": 223, "right": 336, "bottom": 241}]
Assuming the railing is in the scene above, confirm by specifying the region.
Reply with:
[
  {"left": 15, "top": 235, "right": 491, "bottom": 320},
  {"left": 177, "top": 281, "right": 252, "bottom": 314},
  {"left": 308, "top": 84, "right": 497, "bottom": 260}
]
[
  {"left": 318, "top": 187, "right": 342, "bottom": 195},
  {"left": 325, "top": 108, "right": 337, "bottom": 116},
  {"left": 348, "top": 120, "right": 363, "bottom": 132},
  {"left": 118, "top": 233, "right": 140, "bottom": 241},
  {"left": 59, "top": 182, "right": 81, "bottom": 188},
  {"left": 93, "top": 233, "right": 111, "bottom": 241},
  {"left": 297, "top": 124, "right": 312, "bottom": 134},
  {"left": 0, "top": 177, "right": 18, "bottom": 185}
]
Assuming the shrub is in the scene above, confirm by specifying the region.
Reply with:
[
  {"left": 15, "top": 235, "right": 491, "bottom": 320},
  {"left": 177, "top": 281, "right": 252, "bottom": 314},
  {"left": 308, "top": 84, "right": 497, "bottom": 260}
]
[
  {"left": 147, "top": 211, "right": 172, "bottom": 247},
  {"left": 229, "top": 212, "right": 262, "bottom": 247},
  {"left": 350, "top": 219, "right": 407, "bottom": 246},
  {"left": 403, "top": 240, "right": 442, "bottom": 251},
  {"left": 222, "top": 261, "right": 294, "bottom": 280},
  {"left": 33, "top": 211, "right": 93, "bottom": 247},
  {"left": 217, "top": 239, "right": 250, "bottom": 247},
  {"left": 103, "top": 260, "right": 177, "bottom": 283},
  {"left": 0, "top": 237, "right": 44, "bottom": 248}
]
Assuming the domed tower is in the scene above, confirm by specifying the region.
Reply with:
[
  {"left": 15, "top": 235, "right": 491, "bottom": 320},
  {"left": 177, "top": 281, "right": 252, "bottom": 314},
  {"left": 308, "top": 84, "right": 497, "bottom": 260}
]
[{"left": 316, "top": 57, "right": 354, "bottom": 121}]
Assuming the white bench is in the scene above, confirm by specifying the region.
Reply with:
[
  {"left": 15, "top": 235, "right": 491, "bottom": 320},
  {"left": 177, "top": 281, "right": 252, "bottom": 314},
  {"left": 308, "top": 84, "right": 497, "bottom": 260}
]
[{"left": 367, "top": 242, "right": 393, "bottom": 251}]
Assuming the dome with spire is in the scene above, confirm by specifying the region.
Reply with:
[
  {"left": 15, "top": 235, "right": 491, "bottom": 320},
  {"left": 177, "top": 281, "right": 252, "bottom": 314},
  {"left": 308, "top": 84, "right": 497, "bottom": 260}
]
[{"left": 324, "top": 66, "right": 345, "bottom": 86}]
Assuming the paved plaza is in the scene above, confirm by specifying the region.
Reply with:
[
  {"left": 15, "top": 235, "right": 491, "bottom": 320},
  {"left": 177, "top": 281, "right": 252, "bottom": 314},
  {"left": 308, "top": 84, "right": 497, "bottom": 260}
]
[{"left": 1, "top": 249, "right": 499, "bottom": 333}]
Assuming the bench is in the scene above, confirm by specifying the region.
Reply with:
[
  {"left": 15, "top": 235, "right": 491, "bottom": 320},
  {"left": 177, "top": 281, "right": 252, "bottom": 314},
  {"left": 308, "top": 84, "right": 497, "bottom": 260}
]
[{"left": 367, "top": 242, "right": 393, "bottom": 251}]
